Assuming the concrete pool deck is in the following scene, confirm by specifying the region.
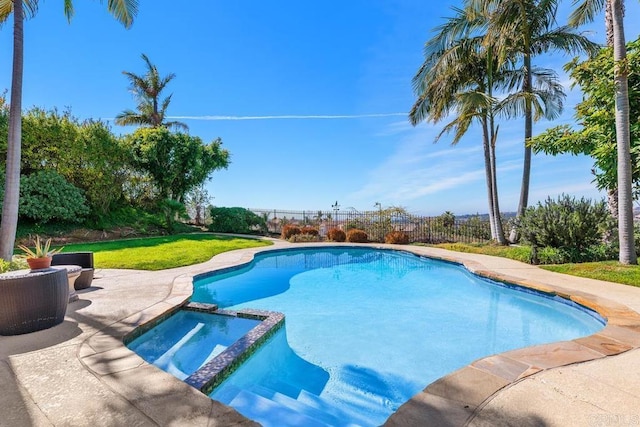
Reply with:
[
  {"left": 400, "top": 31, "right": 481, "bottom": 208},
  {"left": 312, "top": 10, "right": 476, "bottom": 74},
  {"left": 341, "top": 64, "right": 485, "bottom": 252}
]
[{"left": 1, "top": 240, "right": 639, "bottom": 426}]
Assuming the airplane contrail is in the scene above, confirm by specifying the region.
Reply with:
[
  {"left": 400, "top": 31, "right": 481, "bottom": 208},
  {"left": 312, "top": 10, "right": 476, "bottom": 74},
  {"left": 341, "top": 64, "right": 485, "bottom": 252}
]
[{"left": 166, "top": 113, "right": 407, "bottom": 121}]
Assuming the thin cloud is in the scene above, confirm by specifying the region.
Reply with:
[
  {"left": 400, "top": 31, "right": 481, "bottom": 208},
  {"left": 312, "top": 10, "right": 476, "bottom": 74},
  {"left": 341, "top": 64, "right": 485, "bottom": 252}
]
[
  {"left": 166, "top": 113, "right": 408, "bottom": 121},
  {"left": 408, "top": 169, "right": 485, "bottom": 198}
]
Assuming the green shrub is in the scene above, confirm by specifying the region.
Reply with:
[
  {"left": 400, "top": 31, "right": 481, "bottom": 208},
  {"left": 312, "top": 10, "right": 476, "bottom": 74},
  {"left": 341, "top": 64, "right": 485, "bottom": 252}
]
[
  {"left": 385, "top": 230, "right": 409, "bottom": 244},
  {"left": 535, "top": 246, "right": 566, "bottom": 265},
  {"left": 346, "top": 229, "right": 368, "bottom": 243},
  {"left": 0, "top": 258, "right": 28, "bottom": 273},
  {"left": 300, "top": 226, "right": 319, "bottom": 236},
  {"left": 208, "top": 207, "right": 266, "bottom": 234},
  {"left": 459, "top": 216, "right": 492, "bottom": 240},
  {"left": 18, "top": 170, "right": 89, "bottom": 224},
  {"left": 281, "top": 224, "right": 301, "bottom": 239},
  {"left": 437, "top": 211, "right": 456, "bottom": 228},
  {"left": 327, "top": 228, "right": 346, "bottom": 242},
  {"left": 158, "top": 198, "right": 188, "bottom": 232},
  {"left": 0, "top": 259, "right": 10, "bottom": 273},
  {"left": 531, "top": 243, "right": 618, "bottom": 265},
  {"left": 518, "top": 194, "right": 611, "bottom": 264},
  {"left": 84, "top": 206, "right": 166, "bottom": 232}
]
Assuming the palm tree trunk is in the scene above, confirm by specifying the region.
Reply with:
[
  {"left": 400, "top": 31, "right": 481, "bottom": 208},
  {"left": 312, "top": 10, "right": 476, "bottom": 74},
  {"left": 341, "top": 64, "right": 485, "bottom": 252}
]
[
  {"left": 605, "top": 0, "right": 614, "bottom": 46},
  {"left": 509, "top": 52, "right": 533, "bottom": 243},
  {"left": 611, "top": 0, "right": 637, "bottom": 264},
  {"left": 481, "top": 119, "right": 498, "bottom": 240},
  {"left": 483, "top": 46, "right": 506, "bottom": 244},
  {"left": 603, "top": 0, "right": 625, "bottom": 220},
  {"left": 603, "top": 0, "right": 617, "bottom": 219},
  {"left": 489, "top": 120, "right": 507, "bottom": 244},
  {"left": 0, "top": 1, "right": 25, "bottom": 262}
]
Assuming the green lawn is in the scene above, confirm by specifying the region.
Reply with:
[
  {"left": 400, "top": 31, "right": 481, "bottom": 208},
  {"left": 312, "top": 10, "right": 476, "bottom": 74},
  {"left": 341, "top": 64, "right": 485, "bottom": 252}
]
[
  {"left": 54, "top": 233, "right": 272, "bottom": 270},
  {"left": 541, "top": 262, "right": 640, "bottom": 288},
  {"left": 431, "top": 243, "right": 640, "bottom": 287},
  {"left": 429, "top": 242, "right": 531, "bottom": 263}
]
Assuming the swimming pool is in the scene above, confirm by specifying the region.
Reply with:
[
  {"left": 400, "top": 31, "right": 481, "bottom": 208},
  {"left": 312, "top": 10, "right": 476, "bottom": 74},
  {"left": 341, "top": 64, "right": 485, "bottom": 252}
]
[{"left": 191, "top": 247, "right": 605, "bottom": 426}]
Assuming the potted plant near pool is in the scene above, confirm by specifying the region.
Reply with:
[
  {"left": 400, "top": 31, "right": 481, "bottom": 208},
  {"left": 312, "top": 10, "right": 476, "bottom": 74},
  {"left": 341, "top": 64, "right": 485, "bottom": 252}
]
[{"left": 18, "top": 236, "right": 63, "bottom": 271}]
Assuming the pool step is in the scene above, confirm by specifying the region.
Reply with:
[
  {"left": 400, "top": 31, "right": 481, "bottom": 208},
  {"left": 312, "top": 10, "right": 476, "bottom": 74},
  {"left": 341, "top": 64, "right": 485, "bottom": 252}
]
[
  {"left": 210, "top": 383, "right": 242, "bottom": 404},
  {"left": 297, "top": 389, "right": 355, "bottom": 424},
  {"left": 230, "top": 389, "right": 331, "bottom": 427},
  {"left": 247, "top": 385, "right": 341, "bottom": 425},
  {"left": 270, "top": 390, "right": 342, "bottom": 426},
  {"left": 248, "top": 384, "right": 277, "bottom": 400},
  {"left": 201, "top": 343, "right": 228, "bottom": 366},
  {"left": 245, "top": 385, "right": 359, "bottom": 426},
  {"left": 214, "top": 380, "right": 391, "bottom": 426}
]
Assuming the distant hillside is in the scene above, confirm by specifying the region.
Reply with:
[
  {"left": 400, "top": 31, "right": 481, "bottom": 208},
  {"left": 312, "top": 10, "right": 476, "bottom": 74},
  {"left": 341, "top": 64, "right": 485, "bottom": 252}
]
[{"left": 460, "top": 208, "right": 640, "bottom": 220}]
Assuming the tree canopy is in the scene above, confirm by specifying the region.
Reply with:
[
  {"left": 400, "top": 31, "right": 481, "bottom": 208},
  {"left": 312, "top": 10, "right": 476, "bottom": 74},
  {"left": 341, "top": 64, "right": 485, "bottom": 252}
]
[
  {"left": 125, "top": 127, "right": 230, "bottom": 203},
  {"left": 0, "top": 102, "right": 230, "bottom": 226},
  {"left": 530, "top": 36, "right": 640, "bottom": 198},
  {"left": 115, "top": 53, "right": 188, "bottom": 131}
]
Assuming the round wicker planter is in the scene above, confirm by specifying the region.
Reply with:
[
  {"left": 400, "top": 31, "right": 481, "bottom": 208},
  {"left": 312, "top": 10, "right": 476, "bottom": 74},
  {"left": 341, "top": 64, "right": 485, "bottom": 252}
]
[{"left": 0, "top": 268, "right": 69, "bottom": 335}]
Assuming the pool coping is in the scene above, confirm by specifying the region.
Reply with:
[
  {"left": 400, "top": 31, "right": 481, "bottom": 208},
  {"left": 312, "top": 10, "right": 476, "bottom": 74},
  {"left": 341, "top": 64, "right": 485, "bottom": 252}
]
[{"left": 76, "top": 242, "right": 640, "bottom": 426}]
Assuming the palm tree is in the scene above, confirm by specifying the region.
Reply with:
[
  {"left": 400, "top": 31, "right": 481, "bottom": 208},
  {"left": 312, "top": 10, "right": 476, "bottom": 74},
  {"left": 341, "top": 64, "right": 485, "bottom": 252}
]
[
  {"left": 115, "top": 54, "right": 188, "bottom": 131},
  {"left": 477, "top": 0, "right": 600, "bottom": 242},
  {"left": 569, "top": 0, "right": 637, "bottom": 265},
  {"left": 0, "top": 0, "right": 137, "bottom": 262},
  {"left": 411, "top": 4, "right": 509, "bottom": 243}
]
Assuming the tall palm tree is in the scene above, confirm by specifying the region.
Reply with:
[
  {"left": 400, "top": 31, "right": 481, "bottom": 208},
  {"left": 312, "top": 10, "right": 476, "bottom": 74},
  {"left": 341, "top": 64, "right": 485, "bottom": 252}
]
[
  {"left": 569, "top": 0, "right": 636, "bottom": 264},
  {"left": 410, "top": 4, "right": 509, "bottom": 244},
  {"left": 0, "top": 0, "right": 137, "bottom": 262},
  {"left": 477, "top": 0, "right": 600, "bottom": 242},
  {"left": 115, "top": 54, "right": 188, "bottom": 131}
]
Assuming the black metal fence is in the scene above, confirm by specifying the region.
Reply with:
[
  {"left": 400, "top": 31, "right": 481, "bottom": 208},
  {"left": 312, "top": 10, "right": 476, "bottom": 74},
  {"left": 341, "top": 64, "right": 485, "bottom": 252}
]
[{"left": 249, "top": 208, "right": 491, "bottom": 244}]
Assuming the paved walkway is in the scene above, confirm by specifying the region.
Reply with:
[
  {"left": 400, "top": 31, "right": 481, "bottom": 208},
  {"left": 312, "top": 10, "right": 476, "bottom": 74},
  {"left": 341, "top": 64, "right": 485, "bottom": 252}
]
[{"left": 1, "top": 241, "right": 640, "bottom": 426}]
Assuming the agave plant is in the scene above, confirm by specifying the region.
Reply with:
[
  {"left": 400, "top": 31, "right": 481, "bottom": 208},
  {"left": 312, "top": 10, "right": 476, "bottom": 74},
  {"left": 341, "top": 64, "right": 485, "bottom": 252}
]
[{"left": 17, "top": 236, "right": 62, "bottom": 259}]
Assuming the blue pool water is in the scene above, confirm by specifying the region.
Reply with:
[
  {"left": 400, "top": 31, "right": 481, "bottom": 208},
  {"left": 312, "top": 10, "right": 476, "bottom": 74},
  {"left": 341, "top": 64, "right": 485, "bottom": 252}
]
[
  {"left": 192, "top": 248, "right": 604, "bottom": 426},
  {"left": 127, "top": 310, "right": 260, "bottom": 380}
]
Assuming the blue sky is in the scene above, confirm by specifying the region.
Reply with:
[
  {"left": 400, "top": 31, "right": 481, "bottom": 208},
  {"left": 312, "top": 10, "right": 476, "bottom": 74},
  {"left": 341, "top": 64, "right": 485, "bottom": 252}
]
[{"left": 1, "top": 0, "right": 639, "bottom": 216}]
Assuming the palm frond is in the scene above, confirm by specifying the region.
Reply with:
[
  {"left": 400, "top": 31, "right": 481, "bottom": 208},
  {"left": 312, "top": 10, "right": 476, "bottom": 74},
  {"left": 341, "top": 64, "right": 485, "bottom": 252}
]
[
  {"left": 164, "top": 121, "right": 189, "bottom": 132},
  {"left": 435, "top": 110, "right": 477, "bottom": 145},
  {"left": 63, "top": 0, "right": 73, "bottom": 21},
  {"left": 120, "top": 54, "right": 184, "bottom": 129},
  {"left": 568, "top": 0, "right": 606, "bottom": 27},
  {"left": 104, "top": 0, "right": 138, "bottom": 28},
  {"left": 115, "top": 110, "right": 150, "bottom": 127},
  {"left": 0, "top": 0, "right": 40, "bottom": 23},
  {"left": 532, "top": 28, "right": 601, "bottom": 56},
  {"left": 409, "top": 94, "right": 432, "bottom": 126}
]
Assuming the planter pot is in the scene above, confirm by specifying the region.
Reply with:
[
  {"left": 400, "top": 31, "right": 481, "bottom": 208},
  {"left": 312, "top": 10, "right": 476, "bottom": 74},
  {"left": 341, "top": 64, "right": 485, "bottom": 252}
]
[{"left": 26, "top": 256, "right": 52, "bottom": 271}]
